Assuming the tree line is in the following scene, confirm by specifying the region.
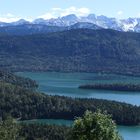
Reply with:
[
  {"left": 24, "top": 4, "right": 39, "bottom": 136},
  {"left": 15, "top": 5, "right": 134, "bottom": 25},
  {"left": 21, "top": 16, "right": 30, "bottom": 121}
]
[
  {"left": 0, "top": 81, "right": 140, "bottom": 125},
  {"left": 0, "top": 111, "right": 122, "bottom": 140},
  {"left": 79, "top": 83, "right": 140, "bottom": 91}
]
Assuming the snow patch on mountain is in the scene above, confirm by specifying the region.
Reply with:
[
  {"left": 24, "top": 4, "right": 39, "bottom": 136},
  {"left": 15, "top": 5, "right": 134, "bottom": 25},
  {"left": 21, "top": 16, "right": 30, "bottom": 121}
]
[{"left": 1, "top": 14, "right": 140, "bottom": 32}]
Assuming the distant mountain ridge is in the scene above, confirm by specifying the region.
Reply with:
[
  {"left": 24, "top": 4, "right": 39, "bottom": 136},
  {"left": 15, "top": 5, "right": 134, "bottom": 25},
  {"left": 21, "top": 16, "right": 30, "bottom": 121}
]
[
  {"left": 0, "top": 22, "right": 102, "bottom": 35},
  {"left": 1, "top": 14, "right": 140, "bottom": 32}
]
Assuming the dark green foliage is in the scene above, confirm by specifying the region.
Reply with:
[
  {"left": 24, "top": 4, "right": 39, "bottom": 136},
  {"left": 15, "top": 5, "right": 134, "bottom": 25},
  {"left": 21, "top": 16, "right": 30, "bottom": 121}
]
[
  {"left": 0, "top": 29, "right": 140, "bottom": 74},
  {"left": 0, "top": 117, "right": 70, "bottom": 140},
  {"left": 19, "top": 111, "right": 122, "bottom": 140},
  {"left": 0, "top": 24, "right": 66, "bottom": 36},
  {"left": 0, "top": 70, "right": 38, "bottom": 89},
  {"left": 0, "top": 116, "right": 70, "bottom": 140},
  {"left": 19, "top": 123, "right": 70, "bottom": 140},
  {"left": 0, "top": 112, "right": 122, "bottom": 140},
  {"left": 0, "top": 117, "right": 19, "bottom": 140},
  {"left": 0, "top": 82, "right": 140, "bottom": 125},
  {"left": 79, "top": 83, "right": 140, "bottom": 91},
  {"left": 71, "top": 110, "right": 122, "bottom": 140}
]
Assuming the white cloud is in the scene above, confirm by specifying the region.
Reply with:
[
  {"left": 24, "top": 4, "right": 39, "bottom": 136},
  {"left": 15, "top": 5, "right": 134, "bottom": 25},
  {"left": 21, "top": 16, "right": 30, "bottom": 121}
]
[
  {"left": 0, "top": 7, "right": 90, "bottom": 22},
  {"left": 117, "top": 11, "right": 123, "bottom": 16},
  {"left": 6, "top": 13, "right": 14, "bottom": 18},
  {"left": 0, "top": 17, "right": 20, "bottom": 23},
  {"left": 137, "top": 13, "right": 140, "bottom": 17},
  {"left": 0, "top": 13, "right": 33, "bottom": 23},
  {"left": 38, "top": 7, "right": 90, "bottom": 19},
  {"left": 0, "top": 13, "right": 20, "bottom": 22},
  {"left": 38, "top": 13, "right": 56, "bottom": 19}
]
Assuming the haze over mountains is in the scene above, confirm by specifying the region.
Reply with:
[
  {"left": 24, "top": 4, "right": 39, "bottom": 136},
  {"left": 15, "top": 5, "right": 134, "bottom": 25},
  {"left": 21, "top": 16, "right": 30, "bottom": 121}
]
[{"left": 0, "top": 14, "right": 140, "bottom": 33}]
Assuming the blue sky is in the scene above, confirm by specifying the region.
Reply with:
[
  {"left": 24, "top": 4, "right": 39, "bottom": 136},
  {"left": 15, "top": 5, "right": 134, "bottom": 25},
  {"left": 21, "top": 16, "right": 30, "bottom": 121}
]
[{"left": 0, "top": 0, "right": 140, "bottom": 22}]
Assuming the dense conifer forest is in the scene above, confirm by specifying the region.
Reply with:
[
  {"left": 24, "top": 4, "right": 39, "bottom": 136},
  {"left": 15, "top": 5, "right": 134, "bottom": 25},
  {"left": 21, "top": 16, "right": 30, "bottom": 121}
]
[
  {"left": 1, "top": 29, "right": 140, "bottom": 75},
  {"left": 0, "top": 71, "right": 140, "bottom": 126},
  {"left": 0, "top": 70, "right": 38, "bottom": 89},
  {"left": 79, "top": 83, "right": 140, "bottom": 91}
]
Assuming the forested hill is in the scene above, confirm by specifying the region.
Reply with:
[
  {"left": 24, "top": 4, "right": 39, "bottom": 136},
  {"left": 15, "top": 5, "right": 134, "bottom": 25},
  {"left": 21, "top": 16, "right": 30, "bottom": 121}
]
[
  {"left": 1, "top": 81, "right": 140, "bottom": 125},
  {"left": 1, "top": 29, "right": 140, "bottom": 74},
  {"left": 0, "top": 71, "right": 140, "bottom": 125},
  {"left": 0, "top": 70, "right": 38, "bottom": 89}
]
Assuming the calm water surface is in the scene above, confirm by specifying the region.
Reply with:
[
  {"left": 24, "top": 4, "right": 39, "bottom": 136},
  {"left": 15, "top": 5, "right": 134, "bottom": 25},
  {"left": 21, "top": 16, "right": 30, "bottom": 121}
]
[
  {"left": 17, "top": 72, "right": 140, "bottom": 105},
  {"left": 16, "top": 72, "right": 140, "bottom": 140}
]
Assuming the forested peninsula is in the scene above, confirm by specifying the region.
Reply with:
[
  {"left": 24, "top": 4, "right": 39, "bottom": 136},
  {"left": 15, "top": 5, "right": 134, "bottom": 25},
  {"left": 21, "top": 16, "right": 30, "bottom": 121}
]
[
  {"left": 79, "top": 83, "right": 140, "bottom": 92},
  {"left": 0, "top": 71, "right": 140, "bottom": 126}
]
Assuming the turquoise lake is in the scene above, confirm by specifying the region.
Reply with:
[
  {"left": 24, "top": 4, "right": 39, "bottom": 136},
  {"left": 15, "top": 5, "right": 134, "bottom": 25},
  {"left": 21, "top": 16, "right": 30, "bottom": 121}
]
[
  {"left": 17, "top": 72, "right": 140, "bottom": 140},
  {"left": 17, "top": 72, "right": 140, "bottom": 105}
]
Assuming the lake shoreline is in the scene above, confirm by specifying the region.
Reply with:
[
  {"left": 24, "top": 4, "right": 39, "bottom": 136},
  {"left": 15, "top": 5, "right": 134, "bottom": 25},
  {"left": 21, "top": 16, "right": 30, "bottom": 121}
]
[{"left": 16, "top": 72, "right": 140, "bottom": 140}]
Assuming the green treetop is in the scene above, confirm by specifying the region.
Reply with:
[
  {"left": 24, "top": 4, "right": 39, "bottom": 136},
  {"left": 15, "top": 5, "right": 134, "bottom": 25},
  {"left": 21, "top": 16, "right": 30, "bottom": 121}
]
[
  {"left": 71, "top": 110, "right": 123, "bottom": 140},
  {"left": 0, "top": 117, "right": 19, "bottom": 140}
]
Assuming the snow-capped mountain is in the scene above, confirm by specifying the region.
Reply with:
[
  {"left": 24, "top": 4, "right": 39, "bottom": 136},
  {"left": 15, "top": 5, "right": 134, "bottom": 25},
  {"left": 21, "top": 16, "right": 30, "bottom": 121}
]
[
  {"left": 33, "top": 14, "right": 79, "bottom": 26},
  {"left": 120, "top": 18, "right": 138, "bottom": 31},
  {"left": 1, "top": 14, "right": 140, "bottom": 32},
  {"left": 11, "top": 19, "right": 30, "bottom": 26},
  {"left": 69, "top": 22, "right": 102, "bottom": 30},
  {"left": 32, "top": 14, "right": 140, "bottom": 32}
]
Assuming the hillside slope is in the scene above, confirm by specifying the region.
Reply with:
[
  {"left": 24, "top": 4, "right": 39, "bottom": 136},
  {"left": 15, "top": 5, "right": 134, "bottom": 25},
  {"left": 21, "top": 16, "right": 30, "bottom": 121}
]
[
  {"left": 0, "top": 70, "right": 38, "bottom": 88},
  {"left": 1, "top": 81, "right": 140, "bottom": 125},
  {"left": 0, "top": 29, "right": 140, "bottom": 74}
]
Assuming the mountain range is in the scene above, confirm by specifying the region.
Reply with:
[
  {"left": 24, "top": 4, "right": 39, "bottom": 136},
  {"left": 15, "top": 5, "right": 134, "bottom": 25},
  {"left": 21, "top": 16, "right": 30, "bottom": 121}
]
[
  {"left": 1, "top": 14, "right": 140, "bottom": 75},
  {"left": 1, "top": 14, "right": 140, "bottom": 33},
  {"left": 0, "top": 22, "right": 102, "bottom": 35}
]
